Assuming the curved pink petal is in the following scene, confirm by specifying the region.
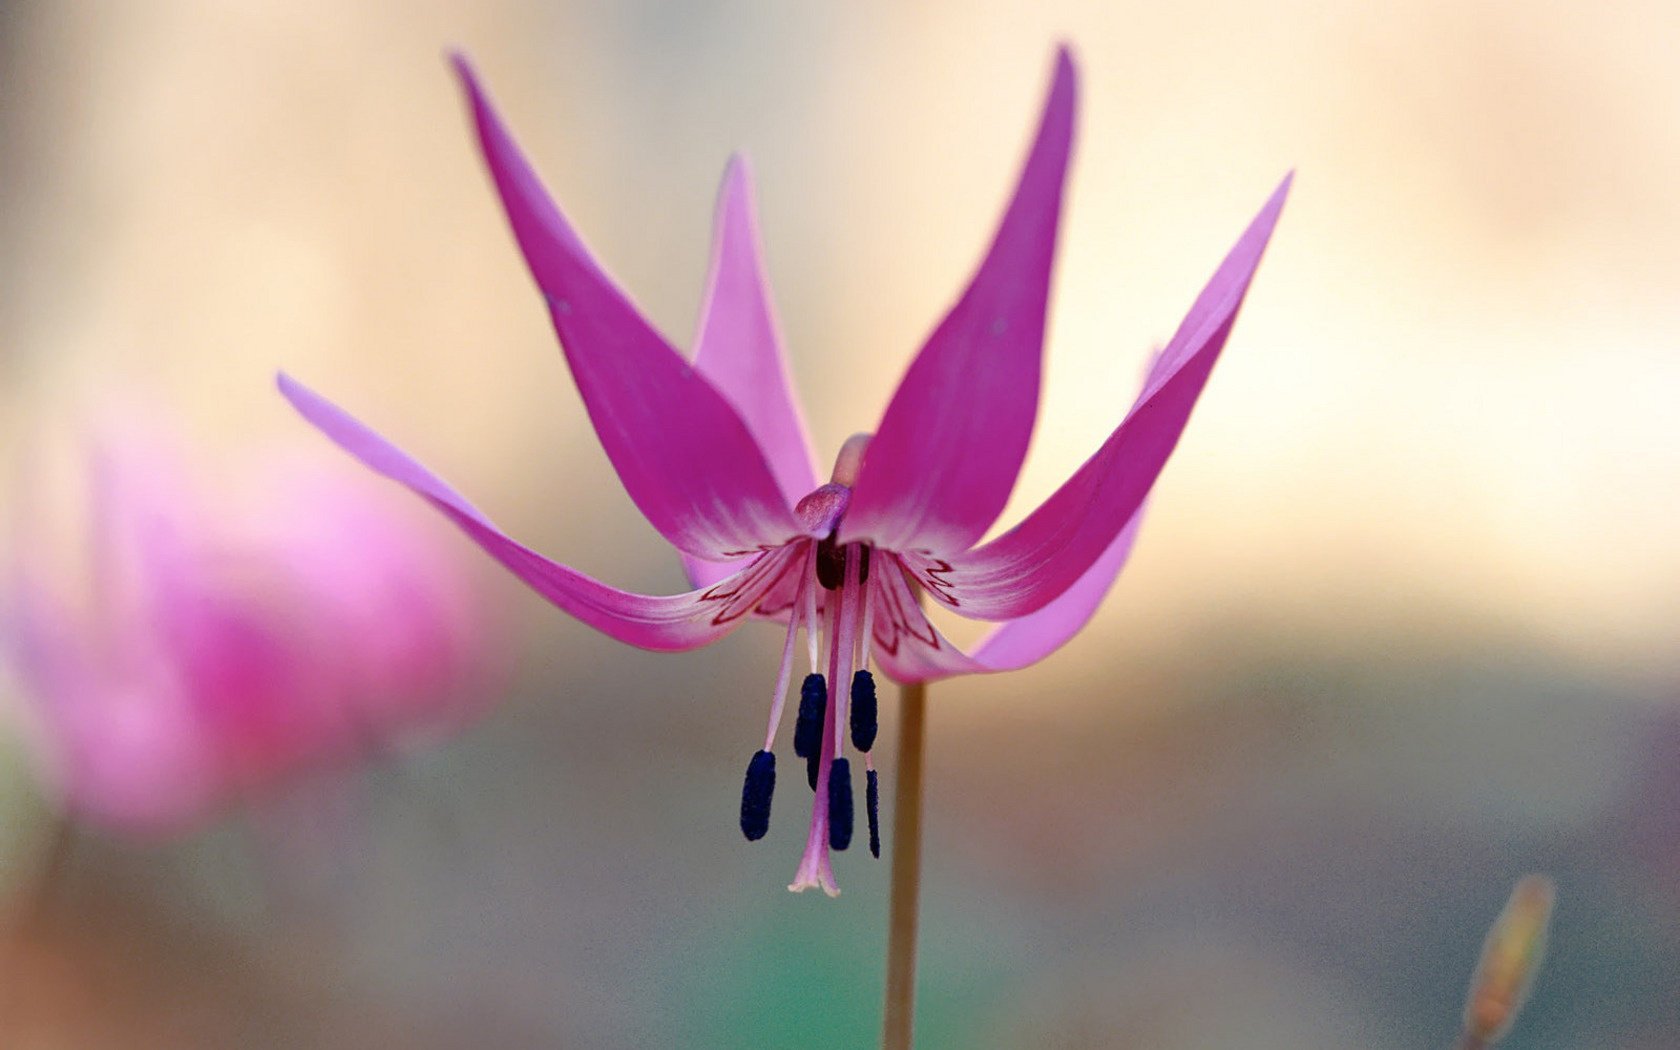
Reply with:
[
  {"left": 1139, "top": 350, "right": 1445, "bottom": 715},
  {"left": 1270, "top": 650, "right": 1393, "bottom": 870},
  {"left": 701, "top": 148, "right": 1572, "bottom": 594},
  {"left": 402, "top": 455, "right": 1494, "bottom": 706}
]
[
  {"left": 840, "top": 46, "right": 1077, "bottom": 554},
  {"left": 279, "top": 373, "right": 795, "bottom": 652},
  {"left": 680, "top": 551, "right": 743, "bottom": 591},
  {"left": 691, "top": 154, "right": 819, "bottom": 505},
  {"left": 681, "top": 155, "right": 819, "bottom": 588},
  {"left": 865, "top": 519, "right": 1134, "bottom": 684},
  {"left": 964, "top": 509, "right": 1143, "bottom": 671},
  {"left": 916, "top": 174, "right": 1292, "bottom": 621},
  {"left": 865, "top": 554, "right": 985, "bottom": 683},
  {"left": 452, "top": 55, "right": 801, "bottom": 560}
]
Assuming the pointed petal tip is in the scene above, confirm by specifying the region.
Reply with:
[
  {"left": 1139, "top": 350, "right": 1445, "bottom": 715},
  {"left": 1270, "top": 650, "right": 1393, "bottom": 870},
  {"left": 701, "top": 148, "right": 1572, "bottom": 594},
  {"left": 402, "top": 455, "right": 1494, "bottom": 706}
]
[
  {"left": 1270, "top": 170, "right": 1295, "bottom": 206},
  {"left": 446, "top": 49, "right": 476, "bottom": 85},
  {"left": 275, "top": 370, "right": 311, "bottom": 408},
  {"left": 716, "top": 152, "right": 756, "bottom": 211},
  {"left": 1052, "top": 41, "right": 1077, "bottom": 82},
  {"left": 276, "top": 373, "right": 348, "bottom": 438},
  {"left": 723, "top": 151, "right": 754, "bottom": 184},
  {"left": 446, "top": 51, "right": 484, "bottom": 106},
  {"left": 1256, "top": 171, "right": 1294, "bottom": 224},
  {"left": 448, "top": 53, "right": 497, "bottom": 143},
  {"left": 1241, "top": 172, "right": 1294, "bottom": 254},
  {"left": 448, "top": 52, "right": 498, "bottom": 129},
  {"left": 1046, "top": 43, "right": 1078, "bottom": 118}
]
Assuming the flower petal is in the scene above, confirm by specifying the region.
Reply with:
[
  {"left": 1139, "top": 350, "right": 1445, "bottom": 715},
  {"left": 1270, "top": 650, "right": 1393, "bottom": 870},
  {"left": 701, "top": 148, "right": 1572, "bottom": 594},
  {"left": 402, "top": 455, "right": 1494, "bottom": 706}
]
[
  {"left": 913, "top": 174, "right": 1292, "bottom": 621},
  {"left": 279, "top": 374, "right": 796, "bottom": 652},
  {"left": 452, "top": 55, "right": 801, "bottom": 560},
  {"left": 863, "top": 523, "right": 1134, "bottom": 685},
  {"left": 840, "top": 47, "right": 1077, "bottom": 553},
  {"left": 692, "top": 154, "right": 819, "bottom": 505},
  {"left": 963, "top": 509, "right": 1143, "bottom": 671},
  {"left": 681, "top": 155, "right": 819, "bottom": 587}
]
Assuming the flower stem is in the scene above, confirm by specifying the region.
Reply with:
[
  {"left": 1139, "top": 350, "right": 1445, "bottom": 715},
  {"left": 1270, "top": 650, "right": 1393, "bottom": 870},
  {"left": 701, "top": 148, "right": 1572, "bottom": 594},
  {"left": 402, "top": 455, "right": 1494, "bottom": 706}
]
[
  {"left": 1453, "top": 1034, "right": 1487, "bottom": 1050},
  {"left": 881, "top": 677, "right": 927, "bottom": 1050}
]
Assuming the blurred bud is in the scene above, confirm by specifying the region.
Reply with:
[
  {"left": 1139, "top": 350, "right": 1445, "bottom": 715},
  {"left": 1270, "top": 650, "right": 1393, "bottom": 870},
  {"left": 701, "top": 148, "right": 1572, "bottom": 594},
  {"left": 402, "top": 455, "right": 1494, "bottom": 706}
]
[
  {"left": 1, "top": 414, "right": 506, "bottom": 837},
  {"left": 1461, "top": 874, "right": 1556, "bottom": 1045}
]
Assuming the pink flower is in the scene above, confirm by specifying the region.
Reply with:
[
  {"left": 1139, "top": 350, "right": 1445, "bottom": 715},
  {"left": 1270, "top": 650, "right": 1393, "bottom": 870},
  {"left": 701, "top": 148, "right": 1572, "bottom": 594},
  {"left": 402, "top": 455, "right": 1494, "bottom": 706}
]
[
  {"left": 3, "top": 424, "right": 500, "bottom": 837},
  {"left": 280, "top": 47, "right": 1288, "bottom": 894}
]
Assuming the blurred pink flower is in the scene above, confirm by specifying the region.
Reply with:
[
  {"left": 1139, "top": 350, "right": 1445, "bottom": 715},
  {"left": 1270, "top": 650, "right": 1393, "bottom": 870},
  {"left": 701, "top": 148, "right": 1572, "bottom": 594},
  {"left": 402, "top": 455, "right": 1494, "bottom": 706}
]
[
  {"left": 2, "top": 424, "right": 501, "bottom": 837},
  {"left": 281, "top": 48, "right": 1287, "bottom": 893}
]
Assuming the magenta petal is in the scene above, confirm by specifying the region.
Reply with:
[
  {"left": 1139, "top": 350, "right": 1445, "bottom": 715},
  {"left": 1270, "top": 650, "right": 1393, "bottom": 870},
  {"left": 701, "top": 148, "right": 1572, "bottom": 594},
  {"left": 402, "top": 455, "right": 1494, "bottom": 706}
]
[
  {"left": 870, "top": 515, "right": 1136, "bottom": 685},
  {"left": 927, "top": 174, "right": 1292, "bottom": 621},
  {"left": 680, "top": 156, "right": 819, "bottom": 588},
  {"left": 279, "top": 374, "right": 781, "bottom": 652},
  {"left": 679, "top": 553, "right": 742, "bottom": 590},
  {"left": 965, "top": 510, "right": 1142, "bottom": 671},
  {"left": 840, "top": 47, "right": 1077, "bottom": 553},
  {"left": 692, "top": 155, "right": 819, "bottom": 504},
  {"left": 452, "top": 55, "right": 801, "bottom": 560}
]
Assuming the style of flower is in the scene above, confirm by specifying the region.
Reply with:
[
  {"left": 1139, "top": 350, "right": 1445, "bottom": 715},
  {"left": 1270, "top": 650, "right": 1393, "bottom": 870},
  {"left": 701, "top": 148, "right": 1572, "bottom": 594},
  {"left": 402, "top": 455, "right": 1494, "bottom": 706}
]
[
  {"left": 279, "top": 47, "right": 1289, "bottom": 895},
  {"left": 2, "top": 422, "right": 500, "bottom": 836}
]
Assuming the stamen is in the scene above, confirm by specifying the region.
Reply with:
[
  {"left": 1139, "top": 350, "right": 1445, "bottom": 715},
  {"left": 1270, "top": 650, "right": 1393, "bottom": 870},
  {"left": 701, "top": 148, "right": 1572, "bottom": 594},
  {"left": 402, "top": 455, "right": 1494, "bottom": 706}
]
[
  {"left": 857, "top": 562, "right": 876, "bottom": 675},
  {"left": 866, "top": 768, "right": 881, "bottom": 858},
  {"left": 761, "top": 568, "right": 809, "bottom": 753},
  {"left": 739, "top": 750, "right": 776, "bottom": 841},
  {"left": 794, "top": 673, "right": 827, "bottom": 789},
  {"left": 850, "top": 670, "right": 878, "bottom": 753},
  {"left": 832, "top": 543, "right": 865, "bottom": 761},
  {"left": 803, "top": 543, "right": 821, "bottom": 671},
  {"left": 827, "top": 757, "right": 854, "bottom": 850},
  {"left": 788, "top": 586, "right": 844, "bottom": 896}
]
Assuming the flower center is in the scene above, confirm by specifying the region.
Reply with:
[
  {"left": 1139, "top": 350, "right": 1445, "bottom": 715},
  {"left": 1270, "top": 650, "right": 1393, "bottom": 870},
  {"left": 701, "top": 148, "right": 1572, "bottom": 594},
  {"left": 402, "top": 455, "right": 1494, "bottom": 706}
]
[{"left": 734, "top": 434, "right": 883, "bottom": 896}]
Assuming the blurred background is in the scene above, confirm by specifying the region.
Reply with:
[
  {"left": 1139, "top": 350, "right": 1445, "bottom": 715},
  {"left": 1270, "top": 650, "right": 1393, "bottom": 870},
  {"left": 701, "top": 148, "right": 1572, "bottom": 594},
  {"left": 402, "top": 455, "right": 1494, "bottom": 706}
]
[{"left": 2, "top": 0, "right": 1678, "bottom": 1046}]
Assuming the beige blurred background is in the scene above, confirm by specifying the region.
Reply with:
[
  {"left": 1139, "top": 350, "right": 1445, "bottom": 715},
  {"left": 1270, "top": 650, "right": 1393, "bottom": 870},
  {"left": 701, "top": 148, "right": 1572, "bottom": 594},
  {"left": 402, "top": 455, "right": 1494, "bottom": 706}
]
[{"left": 2, "top": 1, "right": 1677, "bottom": 1047}]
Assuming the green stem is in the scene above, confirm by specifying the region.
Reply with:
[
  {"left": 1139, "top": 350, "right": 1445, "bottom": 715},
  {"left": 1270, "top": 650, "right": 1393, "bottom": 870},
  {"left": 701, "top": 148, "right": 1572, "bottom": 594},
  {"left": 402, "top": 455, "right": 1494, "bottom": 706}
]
[{"left": 881, "top": 678, "right": 927, "bottom": 1050}]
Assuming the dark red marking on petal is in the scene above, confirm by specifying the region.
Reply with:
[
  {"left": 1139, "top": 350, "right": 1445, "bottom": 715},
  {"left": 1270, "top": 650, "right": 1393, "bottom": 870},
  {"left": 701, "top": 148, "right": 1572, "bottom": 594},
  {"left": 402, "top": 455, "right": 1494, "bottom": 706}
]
[
  {"left": 697, "top": 544, "right": 805, "bottom": 626},
  {"left": 897, "top": 551, "right": 960, "bottom": 608},
  {"left": 876, "top": 555, "right": 940, "bottom": 649}
]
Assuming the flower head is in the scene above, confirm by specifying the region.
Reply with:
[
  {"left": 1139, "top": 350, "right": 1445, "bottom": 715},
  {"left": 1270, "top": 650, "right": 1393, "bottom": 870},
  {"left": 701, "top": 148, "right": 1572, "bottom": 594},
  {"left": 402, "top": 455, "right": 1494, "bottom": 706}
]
[
  {"left": 2, "top": 419, "right": 501, "bottom": 836},
  {"left": 279, "top": 46, "right": 1288, "bottom": 894}
]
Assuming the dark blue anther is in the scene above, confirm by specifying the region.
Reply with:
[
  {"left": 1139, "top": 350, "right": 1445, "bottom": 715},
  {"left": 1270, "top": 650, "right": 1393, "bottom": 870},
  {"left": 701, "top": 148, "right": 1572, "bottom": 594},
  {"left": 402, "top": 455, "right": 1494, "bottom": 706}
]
[
  {"left": 739, "top": 750, "right": 776, "bottom": 841},
  {"left": 793, "top": 674, "right": 826, "bottom": 759},
  {"left": 794, "top": 673, "right": 827, "bottom": 789},
  {"left": 866, "top": 769, "right": 881, "bottom": 858},
  {"left": 850, "top": 670, "right": 878, "bottom": 752},
  {"left": 828, "top": 758, "right": 854, "bottom": 850}
]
